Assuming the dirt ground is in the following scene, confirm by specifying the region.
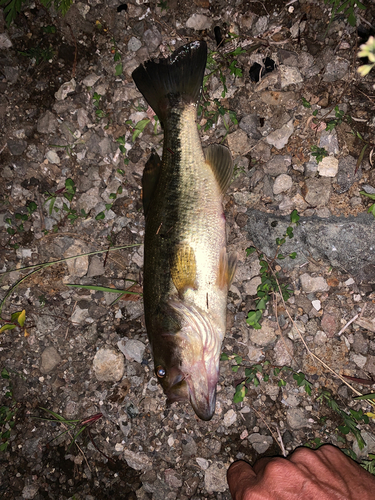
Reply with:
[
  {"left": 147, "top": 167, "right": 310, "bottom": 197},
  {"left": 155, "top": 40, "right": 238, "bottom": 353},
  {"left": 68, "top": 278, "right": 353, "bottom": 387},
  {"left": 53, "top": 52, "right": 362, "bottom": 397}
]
[{"left": 1, "top": 0, "right": 375, "bottom": 498}]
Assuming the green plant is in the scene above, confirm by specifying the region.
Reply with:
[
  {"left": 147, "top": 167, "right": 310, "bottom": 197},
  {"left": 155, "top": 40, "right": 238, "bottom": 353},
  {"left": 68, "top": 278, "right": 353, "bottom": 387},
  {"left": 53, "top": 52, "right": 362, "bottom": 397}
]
[
  {"left": 19, "top": 46, "right": 55, "bottom": 65},
  {"left": 325, "top": 105, "right": 348, "bottom": 131},
  {"left": 93, "top": 92, "right": 106, "bottom": 119},
  {"left": 0, "top": 309, "right": 26, "bottom": 334},
  {"left": 0, "top": 368, "right": 18, "bottom": 451},
  {"left": 361, "top": 454, "right": 375, "bottom": 475},
  {"left": 245, "top": 210, "right": 300, "bottom": 330},
  {"left": 0, "top": 0, "right": 72, "bottom": 27},
  {"left": 358, "top": 36, "right": 375, "bottom": 76},
  {"left": 359, "top": 191, "right": 375, "bottom": 218},
  {"left": 67, "top": 282, "right": 142, "bottom": 306},
  {"left": 311, "top": 145, "right": 329, "bottom": 163},
  {"left": 44, "top": 178, "right": 86, "bottom": 224},
  {"left": 317, "top": 390, "right": 368, "bottom": 450},
  {"left": 324, "top": 0, "right": 366, "bottom": 29},
  {"left": 157, "top": 0, "right": 168, "bottom": 11},
  {"left": 111, "top": 38, "right": 123, "bottom": 76}
]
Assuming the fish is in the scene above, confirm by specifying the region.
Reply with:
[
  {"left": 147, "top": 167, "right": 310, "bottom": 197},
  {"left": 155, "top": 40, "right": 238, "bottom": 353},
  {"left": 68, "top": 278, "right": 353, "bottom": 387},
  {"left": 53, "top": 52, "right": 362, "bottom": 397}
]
[{"left": 132, "top": 40, "right": 237, "bottom": 421}]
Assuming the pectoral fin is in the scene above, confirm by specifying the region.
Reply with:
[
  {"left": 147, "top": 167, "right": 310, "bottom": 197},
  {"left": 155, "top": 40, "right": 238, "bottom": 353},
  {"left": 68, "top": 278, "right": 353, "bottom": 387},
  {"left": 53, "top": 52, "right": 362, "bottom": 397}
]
[
  {"left": 170, "top": 244, "right": 197, "bottom": 297},
  {"left": 142, "top": 150, "right": 162, "bottom": 216},
  {"left": 217, "top": 248, "right": 238, "bottom": 290},
  {"left": 204, "top": 144, "right": 233, "bottom": 195}
]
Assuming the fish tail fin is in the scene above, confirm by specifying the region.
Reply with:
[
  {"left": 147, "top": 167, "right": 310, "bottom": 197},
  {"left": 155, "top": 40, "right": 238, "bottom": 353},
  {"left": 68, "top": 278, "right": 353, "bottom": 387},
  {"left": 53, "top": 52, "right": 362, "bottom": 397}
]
[{"left": 132, "top": 41, "right": 207, "bottom": 126}]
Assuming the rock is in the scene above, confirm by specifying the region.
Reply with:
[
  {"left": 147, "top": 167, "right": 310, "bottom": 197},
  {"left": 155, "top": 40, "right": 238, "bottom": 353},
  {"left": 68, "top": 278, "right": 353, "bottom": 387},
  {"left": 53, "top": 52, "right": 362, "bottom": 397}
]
[
  {"left": 323, "top": 57, "right": 350, "bottom": 82},
  {"left": 117, "top": 339, "right": 146, "bottom": 363},
  {"left": 71, "top": 305, "right": 90, "bottom": 324},
  {"left": 77, "top": 187, "right": 101, "bottom": 214},
  {"left": 318, "top": 156, "right": 338, "bottom": 177},
  {"left": 196, "top": 457, "right": 209, "bottom": 470},
  {"left": 353, "top": 430, "right": 375, "bottom": 459},
  {"left": 319, "top": 130, "right": 339, "bottom": 155},
  {"left": 204, "top": 462, "right": 227, "bottom": 493},
  {"left": 279, "top": 66, "right": 303, "bottom": 88},
  {"left": 286, "top": 408, "right": 309, "bottom": 430},
  {"left": 142, "top": 28, "right": 162, "bottom": 52},
  {"left": 186, "top": 14, "right": 212, "bottom": 30},
  {"left": 321, "top": 312, "right": 339, "bottom": 337},
  {"left": 364, "top": 355, "right": 375, "bottom": 376},
  {"left": 164, "top": 469, "right": 182, "bottom": 489},
  {"left": 243, "top": 276, "right": 261, "bottom": 296},
  {"left": 266, "top": 119, "right": 294, "bottom": 150},
  {"left": 350, "top": 353, "right": 367, "bottom": 369},
  {"left": 239, "top": 114, "right": 262, "bottom": 139},
  {"left": 93, "top": 348, "right": 125, "bottom": 382},
  {"left": 37, "top": 110, "right": 58, "bottom": 134},
  {"left": 45, "top": 150, "right": 60, "bottom": 164},
  {"left": 250, "top": 319, "right": 277, "bottom": 346},
  {"left": 300, "top": 273, "right": 329, "bottom": 293},
  {"left": 87, "top": 255, "right": 105, "bottom": 277},
  {"left": 352, "top": 332, "right": 368, "bottom": 355},
  {"left": 7, "top": 139, "right": 27, "bottom": 156},
  {"left": 0, "top": 32, "right": 12, "bottom": 49},
  {"left": 227, "top": 129, "right": 251, "bottom": 155},
  {"left": 304, "top": 177, "right": 332, "bottom": 206},
  {"left": 21, "top": 484, "right": 39, "bottom": 499},
  {"left": 223, "top": 409, "right": 237, "bottom": 427},
  {"left": 248, "top": 433, "right": 273, "bottom": 453},
  {"left": 312, "top": 300, "right": 321, "bottom": 311},
  {"left": 274, "top": 337, "right": 294, "bottom": 365},
  {"left": 288, "top": 320, "right": 306, "bottom": 341},
  {"left": 40, "top": 346, "right": 62, "bottom": 374},
  {"left": 128, "top": 37, "right": 142, "bottom": 52},
  {"left": 182, "top": 435, "right": 197, "bottom": 457},
  {"left": 63, "top": 241, "right": 89, "bottom": 277},
  {"left": 264, "top": 155, "right": 291, "bottom": 176},
  {"left": 273, "top": 174, "right": 293, "bottom": 194},
  {"left": 336, "top": 156, "right": 362, "bottom": 193},
  {"left": 124, "top": 450, "right": 153, "bottom": 470},
  {"left": 82, "top": 73, "right": 101, "bottom": 86},
  {"left": 55, "top": 79, "right": 76, "bottom": 100}
]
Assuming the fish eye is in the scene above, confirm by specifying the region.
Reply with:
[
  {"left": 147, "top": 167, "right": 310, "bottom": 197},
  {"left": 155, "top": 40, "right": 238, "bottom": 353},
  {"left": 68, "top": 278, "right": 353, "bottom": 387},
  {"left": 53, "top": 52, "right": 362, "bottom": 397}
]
[{"left": 156, "top": 366, "right": 166, "bottom": 378}]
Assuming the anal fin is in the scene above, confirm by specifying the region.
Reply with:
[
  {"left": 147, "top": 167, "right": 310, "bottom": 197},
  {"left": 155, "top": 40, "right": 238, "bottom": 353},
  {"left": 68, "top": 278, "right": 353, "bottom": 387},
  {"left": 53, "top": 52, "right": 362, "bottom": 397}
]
[{"left": 170, "top": 244, "right": 197, "bottom": 297}]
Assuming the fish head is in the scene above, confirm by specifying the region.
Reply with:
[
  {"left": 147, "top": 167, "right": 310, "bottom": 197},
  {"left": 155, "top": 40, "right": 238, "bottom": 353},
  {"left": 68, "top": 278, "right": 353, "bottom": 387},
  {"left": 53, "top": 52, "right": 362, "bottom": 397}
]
[{"left": 152, "top": 300, "right": 222, "bottom": 421}]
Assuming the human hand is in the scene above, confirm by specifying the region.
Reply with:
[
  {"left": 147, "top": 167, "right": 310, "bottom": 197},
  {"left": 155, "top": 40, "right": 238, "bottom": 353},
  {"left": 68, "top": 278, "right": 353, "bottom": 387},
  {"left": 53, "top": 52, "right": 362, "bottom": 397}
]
[{"left": 227, "top": 444, "right": 375, "bottom": 500}]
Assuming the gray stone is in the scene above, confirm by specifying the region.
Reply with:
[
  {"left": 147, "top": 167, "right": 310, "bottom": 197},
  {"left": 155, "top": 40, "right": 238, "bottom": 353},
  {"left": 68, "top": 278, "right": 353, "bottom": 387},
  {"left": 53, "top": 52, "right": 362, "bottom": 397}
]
[
  {"left": 186, "top": 14, "right": 212, "bottom": 30},
  {"left": 82, "top": 73, "right": 101, "bottom": 87},
  {"left": 279, "top": 66, "right": 303, "bottom": 88},
  {"left": 239, "top": 114, "right": 262, "bottom": 139},
  {"left": 77, "top": 187, "right": 100, "bottom": 214},
  {"left": 286, "top": 408, "right": 309, "bottom": 430},
  {"left": 353, "top": 430, "right": 375, "bottom": 459},
  {"left": 336, "top": 155, "right": 362, "bottom": 194},
  {"left": 7, "top": 139, "right": 27, "bottom": 156},
  {"left": 266, "top": 119, "right": 294, "bottom": 150},
  {"left": 264, "top": 155, "right": 291, "bottom": 176},
  {"left": 45, "top": 150, "right": 60, "bottom": 164},
  {"left": 40, "top": 346, "right": 62, "bottom": 374},
  {"left": 93, "top": 348, "right": 125, "bottom": 382},
  {"left": 253, "top": 16, "right": 268, "bottom": 36},
  {"left": 319, "top": 130, "right": 339, "bottom": 155},
  {"left": 227, "top": 129, "right": 251, "bottom": 155},
  {"left": 87, "top": 255, "right": 105, "bottom": 277},
  {"left": 300, "top": 273, "right": 329, "bottom": 293},
  {"left": 117, "top": 339, "right": 146, "bottom": 363},
  {"left": 21, "top": 484, "right": 39, "bottom": 499},
  {"left": 304, "top": 177, "right": 332, "bottom": 207},
  {"left": 243, "top": 276, "right": 261, "bottom": 296},
  {"left": 55, "top": 78, "right": 76, "bottom": 100},
  {"left": 124, "top": 450, "right": 153, "bottom": 470},
  {"left": 0, "top": 32, "right": 12, "bottom": 49},
  {"left": 121, "top": 300, "right": 144, "bottom": 320},
  {"left": 37, "top": 110, "right": 58, "bottom": 135},
  {"left": 204, "top": 462, "right": 227, "bottom": 493},
  {"left": 352, "top": 332, "right": 368, "bottom": 355},
  {"left": 164, "top": 469, "right": 182, "bottom": 489},
  {"left": 361, "top": 184, "right": 375, "bottom": 194},
  {"left": 350, "top": 353, "right": 367, "bottom": 369},
  {"left": 142, "top": 28, "right": 162, "bottom": 52},
  {"left": 250, "top": 319, "right": 277, "bottom": 346},
  {"left": 248, "top": 433, "right": 273, "bottom": 453},
  {"left": 274, "top": 337, "right": 294, "bottom": 366},
  {"left": 71, "top": 305, "right": 90, "bottom": 324},
  {"left": 3, "top": 66, "right": 19, "bottom": 83},
  {"left": 273, "top": 174, "right": 293, "bottom": 194},
  {"left": 323, "top": 57, "right": 350, "bottom": 82},
  {"left": 246, "top": 210, "right": 375, "bottom": 279},
  {"left": 223, "top": 409, "right": 237, "bottom": 427},
  {"left": 63, "top": 241, "right": 89, "bottom": 277}
]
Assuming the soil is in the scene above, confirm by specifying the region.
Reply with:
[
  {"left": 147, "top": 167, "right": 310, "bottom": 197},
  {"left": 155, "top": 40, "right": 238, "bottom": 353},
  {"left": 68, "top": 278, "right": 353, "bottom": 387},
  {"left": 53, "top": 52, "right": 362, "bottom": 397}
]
[{"left": 1, "top": 0, "right": 375, "bottom": 499}]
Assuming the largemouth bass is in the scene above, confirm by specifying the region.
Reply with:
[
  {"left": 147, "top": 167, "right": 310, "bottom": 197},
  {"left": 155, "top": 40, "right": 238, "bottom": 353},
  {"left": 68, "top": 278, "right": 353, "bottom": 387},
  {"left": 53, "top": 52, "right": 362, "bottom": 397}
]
[{"left": 132, "top": 40, "right": 236, "bottom": 420}]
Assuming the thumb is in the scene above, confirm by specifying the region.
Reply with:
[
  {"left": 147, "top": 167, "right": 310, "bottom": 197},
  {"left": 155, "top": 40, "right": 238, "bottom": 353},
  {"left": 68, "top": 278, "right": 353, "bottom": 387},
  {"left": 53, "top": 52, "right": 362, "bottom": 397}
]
[{"left": 227, "top": 460, "right": 257, "bottom": 500}]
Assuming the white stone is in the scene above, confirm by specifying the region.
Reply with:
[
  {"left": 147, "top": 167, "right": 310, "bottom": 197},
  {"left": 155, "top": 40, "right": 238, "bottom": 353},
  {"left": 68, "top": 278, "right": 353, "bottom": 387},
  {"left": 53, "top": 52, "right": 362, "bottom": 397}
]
[
  {"left": 312, "top": 300, "right": 321, "bottom": 311},
  {"left": 273, "top": 174, "right": 293, "bottom": 194},
  {"left": 318, "top": 156, "right": 339, "bottom": 177}
]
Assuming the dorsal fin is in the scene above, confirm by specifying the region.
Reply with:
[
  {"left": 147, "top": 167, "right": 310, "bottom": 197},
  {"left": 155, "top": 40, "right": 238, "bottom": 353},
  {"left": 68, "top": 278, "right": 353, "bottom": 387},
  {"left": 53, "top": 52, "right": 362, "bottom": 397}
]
[
  {"left": 142, "top": 150, "right": 162, "bottom": 216},
  {"left": 204, "top": 144, "right": 233, "bottom": 195}
]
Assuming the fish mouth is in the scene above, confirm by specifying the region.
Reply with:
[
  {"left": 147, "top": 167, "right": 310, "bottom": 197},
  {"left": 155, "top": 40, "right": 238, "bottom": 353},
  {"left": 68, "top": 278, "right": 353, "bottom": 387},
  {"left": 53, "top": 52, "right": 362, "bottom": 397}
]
[{"left": 185, "top": 359, "right": 219, "bottom": 421}]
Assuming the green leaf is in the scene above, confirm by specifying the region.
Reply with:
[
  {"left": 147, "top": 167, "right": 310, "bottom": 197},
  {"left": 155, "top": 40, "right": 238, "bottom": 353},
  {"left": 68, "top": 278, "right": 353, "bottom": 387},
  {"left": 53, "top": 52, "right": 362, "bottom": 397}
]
[
  {"left": 0, "top": 324, "right": 17, "bottom": 333},
  {"left": 354, "top": 393, "right": 375, "bottom": 401},
  {"left": 27, "top": 201, "right": 38, "bottom": 214},
  {"left": 132, "top": 119, "right": 150, "bottom": 142},
  {"left": 15, "top": 213, "right": 28, "bottom": 221},
  {"left": 301, "top": 97, "right": 311, "bottom": 108},
  {"left": 64, "top": 178, "right": 76, "bottom": 202},
  {"left": 1, "top": 368, "right": 10, "bottom": 379},
  {"left": 95, "top": 212, "right": 105, "bottom": 220},
  {"left": 233, "top": 384, "right": 247, "bottom": 403},
  {"left": 115, "top": 63, "right": 123, "bottom": 76},
  {"left": 290, "top": 209, "right": 300, "bottom": 224},
  {"left": 360, "top": 191, "right": 375, "bottom": 200},
  {"left": 246, "top": 247, "right": 256, "bottom": 256},
  {"left": 220, "top": 353, "right": 229, "bottom": 361},
  {"left": 231, "top": 365, "right": 239, "bottom": 373},
  {"left": 234, "top": 355, "right": 242, "bottom": 365},
  {"left": 278, "top": 379, "right": 286, "bottom": 387},
  {"left": 17, "top": 309, "right": 26, "bottom": 327},
  {"left": 289, "top": 252, "right": 297, "bottom": 259}
]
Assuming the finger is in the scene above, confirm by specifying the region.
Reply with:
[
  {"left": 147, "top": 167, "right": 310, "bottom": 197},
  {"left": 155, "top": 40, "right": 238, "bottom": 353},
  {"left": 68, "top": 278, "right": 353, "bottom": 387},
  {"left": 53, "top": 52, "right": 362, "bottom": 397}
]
[{"left": 227, "top": 460, "right": 257, "bottom": 500}]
